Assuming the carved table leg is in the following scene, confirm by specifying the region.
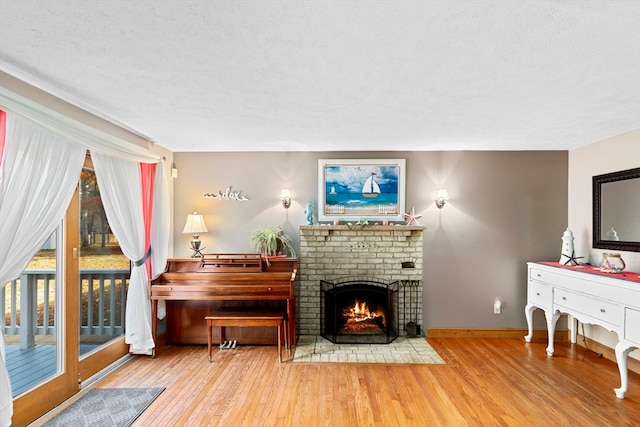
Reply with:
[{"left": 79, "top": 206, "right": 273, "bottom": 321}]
[
  {"left": 570, "top": 317, "right": 578, "bottom": 344},
  {"left": 524, "top": 303, "right": 536, "bottom": 342},
  {"left": 545, "top": 310, "right": 561, "bottom": 357},
  {"left": 614, "top": 341, "right": 635, "bottom": 399}
]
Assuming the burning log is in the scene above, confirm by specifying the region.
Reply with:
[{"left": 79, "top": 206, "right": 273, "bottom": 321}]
[{"left": 342, "top": 299, "right": 386, "bottom": 333}]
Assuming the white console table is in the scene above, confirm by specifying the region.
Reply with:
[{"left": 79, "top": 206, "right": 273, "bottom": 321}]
[{"left": 524, "top": 262, "right": 640, "bottom": 399}]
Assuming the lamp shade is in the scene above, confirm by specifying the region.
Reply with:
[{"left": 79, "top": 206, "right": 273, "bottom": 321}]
[
  {"left": 436, "top": 189, "right": 449, "bottom": 201},
  {"left": 280, "top": 189, "right": 291, "bottom": 200},
  {"left": 182, "top": 212, "right": 208, "bottom": 234},
  {"left": 280, "top": 189, "right": 292, "bottom": 209}
]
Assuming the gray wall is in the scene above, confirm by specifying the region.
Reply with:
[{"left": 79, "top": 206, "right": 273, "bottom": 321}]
[{"left": 173, "top": 150, "right": 568, "bottom": 330}]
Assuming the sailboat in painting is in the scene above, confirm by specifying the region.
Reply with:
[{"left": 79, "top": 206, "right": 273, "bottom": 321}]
[
  {"left": 362, "top": 172, "right": 381, "bottom": 198},
  {"left": 330, "top": 185, "right": 337, "bottom": 194}
]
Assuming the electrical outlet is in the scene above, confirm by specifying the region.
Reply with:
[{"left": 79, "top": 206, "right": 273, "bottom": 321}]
[{"left": 493, "top": 300, "right": 501, "bottom": 314}]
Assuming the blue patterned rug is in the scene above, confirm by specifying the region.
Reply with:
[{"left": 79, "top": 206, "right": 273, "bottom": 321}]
[{"left": 42, "top": 387, "right": 165, "bottom": 427}]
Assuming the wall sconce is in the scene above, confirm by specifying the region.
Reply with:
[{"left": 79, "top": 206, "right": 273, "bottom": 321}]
[
  {"left": 435, "top": 189, "right": 450, "bottom": 209},
  {"left": 280, "top": 189, "right": 292, "bottom": 209},
  {"left": 182, "top": 211, "right": 208, "bottom": 257}
]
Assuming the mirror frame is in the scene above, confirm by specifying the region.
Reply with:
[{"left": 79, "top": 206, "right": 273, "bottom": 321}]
[{"left": 593, "top": 167, "right": 640, "bottom": 252}]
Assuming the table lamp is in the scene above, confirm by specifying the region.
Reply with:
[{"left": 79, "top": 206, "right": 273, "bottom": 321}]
[{"left": 183, "top": 211, "right": 208, "bottom": 257}]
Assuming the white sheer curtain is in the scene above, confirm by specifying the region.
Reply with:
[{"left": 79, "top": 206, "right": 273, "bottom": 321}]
[
  {"left": 151, "top": 162, "right": 170, "bottom": 320},
  {"left": 0, "top": 112, "right": 86, "bottom": 427},
  {"left": 0, "top": 88, "right": 167, "bottom": 426},
  {"left": 92, "top": 153, "right": 168, "bottom": 355}
]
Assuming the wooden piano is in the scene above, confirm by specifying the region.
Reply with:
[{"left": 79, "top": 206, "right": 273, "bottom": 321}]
[{"left": 150, "top": 254, "right": 297, "bottom": 350}]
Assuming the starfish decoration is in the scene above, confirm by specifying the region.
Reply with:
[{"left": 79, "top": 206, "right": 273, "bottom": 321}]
[
  {"left": 562, "top": 250, "right": 584, "bottom": 266},
  {"left": 403, "top": 206, "right": 422, "bottom": 225}
]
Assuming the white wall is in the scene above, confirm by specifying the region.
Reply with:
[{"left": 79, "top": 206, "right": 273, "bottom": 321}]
[{"left": 568, "top": 128, "right": 640, "bottom": 359}]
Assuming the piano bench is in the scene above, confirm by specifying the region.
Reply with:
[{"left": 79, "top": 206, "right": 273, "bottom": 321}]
[{"left": 205, "top": 307, "right": 287, "bottom": 363}]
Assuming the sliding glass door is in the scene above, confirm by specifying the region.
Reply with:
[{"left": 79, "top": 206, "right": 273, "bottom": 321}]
[
  {"left": 9, "top": 192, "right": 80, "bottom": 426},
  {"left": 3, "top": 229, "right": 62, "bottom": 397},
  {"left": 9, "top": 155, "right": 130, "bottom": 425}
]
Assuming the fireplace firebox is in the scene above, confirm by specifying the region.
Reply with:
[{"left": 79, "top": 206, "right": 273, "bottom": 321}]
[{"left": 321, "top": 279, "right": 399, "bottom": 344}]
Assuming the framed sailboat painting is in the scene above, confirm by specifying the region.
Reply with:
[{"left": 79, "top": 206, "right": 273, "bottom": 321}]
[{"left": 318, "top": 159, "right": 406, "bottom": 222}]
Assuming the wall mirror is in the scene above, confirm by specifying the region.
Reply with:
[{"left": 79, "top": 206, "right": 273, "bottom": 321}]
[{"left": 593, "top": 167, "right": 640, "bottom": 252}]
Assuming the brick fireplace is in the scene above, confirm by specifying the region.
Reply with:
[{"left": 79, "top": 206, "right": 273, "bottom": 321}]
[{"left": 298, "top": 225, "right": 425, "bottom": 337}]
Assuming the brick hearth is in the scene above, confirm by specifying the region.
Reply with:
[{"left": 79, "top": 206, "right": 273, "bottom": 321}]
[{"left": 298, "top": 225, "right": 425, "bottom": 336}]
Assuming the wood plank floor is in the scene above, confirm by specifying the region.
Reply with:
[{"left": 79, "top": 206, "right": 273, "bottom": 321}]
[{"left": 51, "top": 337, "right": 640, "bottom": 426}]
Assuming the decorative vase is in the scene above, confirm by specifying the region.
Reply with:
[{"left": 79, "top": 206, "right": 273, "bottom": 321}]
[{"left": 599, "top": 253, "right": 626, "bottom": 273}]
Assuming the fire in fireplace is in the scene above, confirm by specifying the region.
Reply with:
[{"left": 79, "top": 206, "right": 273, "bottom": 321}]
[
  {"left": 321, "top": 279, "right": 399, "bottom": 344},
  {"left": 343, "top": 299, "right": 385, "bottom": 333}
]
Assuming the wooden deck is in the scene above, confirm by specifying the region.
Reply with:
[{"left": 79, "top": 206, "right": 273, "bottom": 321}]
[
  {"left": 5, "top": 336, "right": 108, "bottom": 397},
  {"left": 6, "top": 342, "right": 56, "bottom": 397}
]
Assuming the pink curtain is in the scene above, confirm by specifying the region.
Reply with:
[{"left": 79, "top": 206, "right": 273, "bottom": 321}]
[{"left": 139, "top": 163, "right": 155, "bottom": 279}]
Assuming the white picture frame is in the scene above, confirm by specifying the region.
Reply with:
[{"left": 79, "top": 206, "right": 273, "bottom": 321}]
[{"left": 318, "top": 158, "right": 406, "bottom": 222}]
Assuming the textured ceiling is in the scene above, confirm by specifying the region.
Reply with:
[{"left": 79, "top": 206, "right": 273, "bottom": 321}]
[{"left": 0, "top": 1, "right": 639, "bottom": 152}]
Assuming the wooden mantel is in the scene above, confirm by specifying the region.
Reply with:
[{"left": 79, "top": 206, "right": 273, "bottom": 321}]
[{"left": 300, "top": 224, "right": 426, "bottom": 232}]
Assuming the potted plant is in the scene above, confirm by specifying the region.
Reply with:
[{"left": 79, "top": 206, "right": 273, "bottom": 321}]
[{"left": 250, "top": 225, "right": 297, "bottom": 263}]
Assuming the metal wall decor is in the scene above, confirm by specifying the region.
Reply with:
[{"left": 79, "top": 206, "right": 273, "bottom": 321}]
[{"left": 204, "top": 186, "right": 249, "bottom": 201}]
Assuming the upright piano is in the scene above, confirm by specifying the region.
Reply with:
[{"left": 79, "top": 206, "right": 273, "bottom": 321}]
[{"left": 150, "top": 254, "right": 297, "bottom": 350}]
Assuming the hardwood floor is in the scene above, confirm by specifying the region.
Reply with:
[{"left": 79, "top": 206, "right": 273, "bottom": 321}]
[{"left": 57, "top": 337, "right": 640, "bottom": 426}]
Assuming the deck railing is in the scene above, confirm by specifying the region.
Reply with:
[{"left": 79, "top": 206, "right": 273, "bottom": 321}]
[{"left": 1, "top": 269, "right": 130, "bottom": 349}]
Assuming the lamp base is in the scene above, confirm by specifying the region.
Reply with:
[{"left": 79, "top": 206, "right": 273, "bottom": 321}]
[{"left": 190, "top": 239, "right": 205, "bottom": 258}]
